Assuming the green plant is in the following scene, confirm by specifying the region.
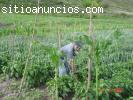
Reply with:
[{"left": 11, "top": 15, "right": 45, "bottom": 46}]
[{"left": 47, "top": 76, "right": 74, "bottom": 98}]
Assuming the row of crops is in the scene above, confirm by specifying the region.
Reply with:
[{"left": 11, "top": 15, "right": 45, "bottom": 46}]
[{"left": 0, "top": 29, "right": 133, "bottom": 99}]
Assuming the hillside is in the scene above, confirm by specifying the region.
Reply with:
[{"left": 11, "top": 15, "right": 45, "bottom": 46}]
[{"left": 102, "top": 0, "right": 133, "bottom": 15}]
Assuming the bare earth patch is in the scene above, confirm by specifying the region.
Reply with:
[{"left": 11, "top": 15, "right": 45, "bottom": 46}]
[
  {"left": 0, "top": 23, "right": 12, "bottom": 28},
  {"left": 0, "top": 79, "right": 19, "bottom": 100},
  {"left": 0, "top": 78, "right": 50, "bottom": 100}
]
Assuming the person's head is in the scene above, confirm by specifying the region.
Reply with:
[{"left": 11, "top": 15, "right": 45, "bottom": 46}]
[{"left": 73, "top": 41, "right": 82, "bottom": 55}]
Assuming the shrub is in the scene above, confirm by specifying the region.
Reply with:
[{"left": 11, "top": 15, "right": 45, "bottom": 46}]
[{"left": 0, "top": 35, "right": 55, "bottom": 87}]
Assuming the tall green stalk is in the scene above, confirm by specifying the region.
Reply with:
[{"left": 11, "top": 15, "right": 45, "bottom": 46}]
[
  {"left": 55, "top": 66, "right": 59, "bottom": 100},
  {"left": 95, "top": 43, "right": 100, "bottom": 100},
  {"left": 54, "top": 22, "right": 61, "bottom": 100},
  {"left": 96, "top": 64, "right": 99, "bottom": 100}
]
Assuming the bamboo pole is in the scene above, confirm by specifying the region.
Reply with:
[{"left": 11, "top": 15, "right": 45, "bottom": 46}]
[
  {"left": 87, "top": 11, "right": 92, "bottom": 89},
  {"left": 53, "top": 21, "right": 61, "bottom": 100},
  {"left": 86, "top": 11, "right": 93, "bottom": 100},
  {"left": 57, "top": 25, "right": 61, "bottom": 49},
  {"left": 87, "top": 10, "right": 99, "bottom": 100},
  {"left": 18, "top": 0, "right": 40, "bottom": 98}
]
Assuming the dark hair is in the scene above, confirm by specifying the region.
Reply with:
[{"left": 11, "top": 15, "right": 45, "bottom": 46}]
[
  {"left": 73, "top": 41, "right": 82, "bottom": 56},
  {"left": 74, "top": 41, "right": 82, "bottom": 48}
]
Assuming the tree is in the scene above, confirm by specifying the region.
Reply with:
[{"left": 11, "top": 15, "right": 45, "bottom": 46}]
[{"left": 82, "top": 0, "right": 102, "bottom": 7}]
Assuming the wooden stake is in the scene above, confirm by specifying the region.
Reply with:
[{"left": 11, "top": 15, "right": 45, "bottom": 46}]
[
  {"left": 18, "top": 0, "right": 40, "bottom": 98},
  {"left": 87, "top": 11, "right": 92, "bottom": 90},
  {"left": 86, "top": 11, "right": 93, "bottom": 100}
]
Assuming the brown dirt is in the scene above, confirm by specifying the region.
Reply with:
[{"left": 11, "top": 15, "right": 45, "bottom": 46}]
[
  {"left": 0, "top": 79, "right": 17, "bottom": 100},
  {"left": 0, "top": 79, "right": 50, "bottom": 100},
  {"left": 0, "top": 23, "right": 12, "bottom": 28},
  {"left": 64, "top": 92, "right": 74, "bottom": 100}
]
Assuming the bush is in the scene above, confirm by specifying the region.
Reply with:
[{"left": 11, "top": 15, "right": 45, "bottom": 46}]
[
  {"left": 0, "top": 35, "right": 55, "bottom": 87},
  {"left": 25, "top": 44, "right": 55, "bottom": 87}
]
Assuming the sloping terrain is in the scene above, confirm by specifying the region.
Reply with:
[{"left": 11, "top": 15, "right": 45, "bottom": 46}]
[
  {"left": 1, "top": 0, "right": 133, "bottom": 12},
  {"left": 102, "top": 0, "right": 133, "bottom": 15}
]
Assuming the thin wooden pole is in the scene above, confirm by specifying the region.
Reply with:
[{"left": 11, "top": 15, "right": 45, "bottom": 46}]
[
  {"left": 53, "top": 21, "right": 61, "bottom": 100},
  {"left": 86, "top": 11, "right": 93, "bottom": 100},
  {"left": 87, "top": 11, "right": 92, "bottom": 90},
  {"left": 18, "top": 0, "right": 40, "bottom": 98}
]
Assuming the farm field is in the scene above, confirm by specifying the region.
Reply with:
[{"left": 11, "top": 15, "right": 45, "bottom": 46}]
[{"left": 0, "top": 12, "right": 133, "bottom": 100}]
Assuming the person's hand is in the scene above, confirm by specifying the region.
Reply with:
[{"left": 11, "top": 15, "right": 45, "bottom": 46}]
[{"left": 68, "top": 59, "right": 77, "bottom": 75}]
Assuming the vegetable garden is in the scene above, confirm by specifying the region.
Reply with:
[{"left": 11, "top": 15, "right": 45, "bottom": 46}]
[
  {"left": 0, "top": 18, "right": 133, "bottom": 99},
  {"left": 0, "top": 1, "right": 133, "bottom": 99}
]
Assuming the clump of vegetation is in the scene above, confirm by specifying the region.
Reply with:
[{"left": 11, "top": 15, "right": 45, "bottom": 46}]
[
  {"left": 0, "top": 28, "right": 133, "bottom": 99},
  {"left": 46, "top": 30, "right": 133, "bottom": 99},
  {"left": 82, "top": 0, "right": 102, "bottom": 7},
  {"left": 0, "top": 36, "right": 56, "bottom": 87}
]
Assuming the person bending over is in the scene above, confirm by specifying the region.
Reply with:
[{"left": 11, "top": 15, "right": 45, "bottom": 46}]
[{"left": 59, "top": 41, "right": 82, "bottom": 77}]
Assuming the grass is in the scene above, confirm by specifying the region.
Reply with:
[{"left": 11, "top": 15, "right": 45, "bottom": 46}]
[
  {"left": 0, "top": 13, "right": 133, "bottom": 36},
  {"left": 1, "top": 13, "right": 132, "bottom": 48}
]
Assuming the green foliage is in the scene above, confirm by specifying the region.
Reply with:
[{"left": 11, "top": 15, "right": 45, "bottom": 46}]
[
  {"left": 47, "top": 76, "right": 74, "bottom": 98},
  {"left": 25, "top": 44, "right": 55, "bottom": 87},
  {"left": 82, "top": 0, "right": 102, "bottom": 7},
  {"left": 113, "top": 29, "right": 122, "bottom": 40},
  {"left": 0, "top": 36, "right": 57, "bottom": 87},
  {"left": 0, "top": 15, "right": 133, "bottom": 99},
  {"left": 46, "top": 29, "right": 133, "bottom": 99}
]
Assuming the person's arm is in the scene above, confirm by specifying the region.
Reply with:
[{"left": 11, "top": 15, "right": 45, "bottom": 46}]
[{"left": 68, "top": 59, "right": 76, "bottom": 74}]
